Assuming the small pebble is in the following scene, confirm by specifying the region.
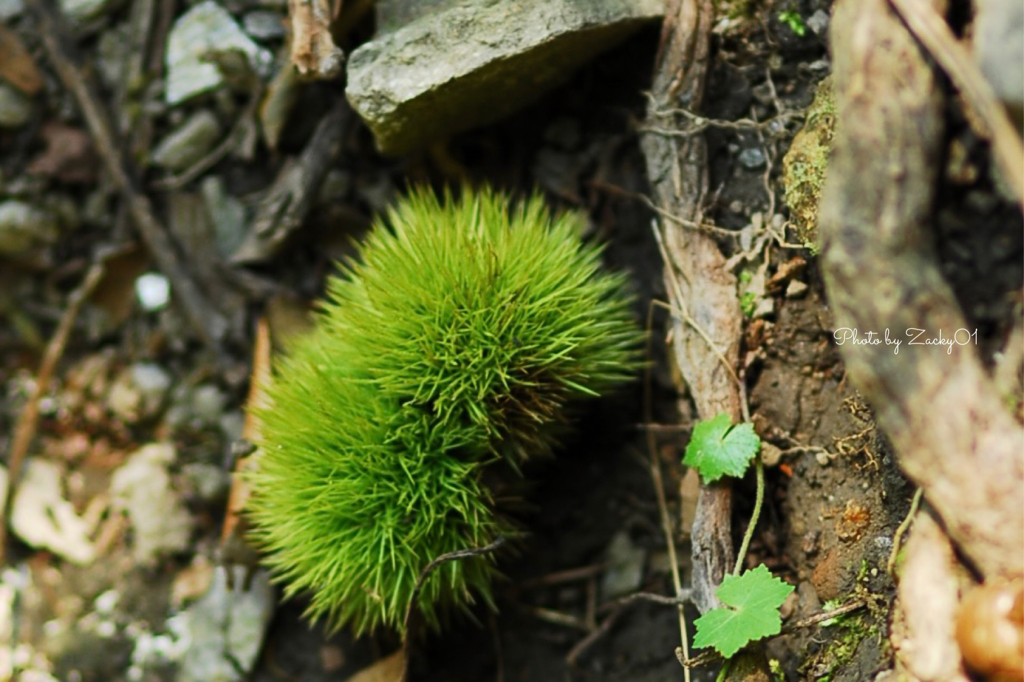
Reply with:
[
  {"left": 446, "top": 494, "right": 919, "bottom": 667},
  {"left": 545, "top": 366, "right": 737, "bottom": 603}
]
[
  {"left": 191, "top": 385, "right": 227, "bottom": 427},
  {"left": 94, "top": 590, "right": 119, "bottom": 614},
  {"left": 165, "top": 0, "right": 273, "bottom": 105},
  {"left": 806, "top": 9, "right": 829, "bottom": 36},
  {"left": 0, "top": 200, "right": 58, "bottom": 255},
  {"left": 151, "top": 110, "right": 222, "bottom": 171},
  {"left": 201, "top": 177, "right": 247, "bottom": 256},
  {"left": 60, "top": 0, "right": 115, "bottom": 22},
  {"left": 136, "top": 273, "right": 170, "bottom": 311},
  {"left": 243, "top": 10, "right": 286, "bottom": 40},
  {"left": 738, "top": 146, "right": 766, "bottom": 170},
  {"left": 807, "top": 58, "right": 831, "bottom": 73},
  {"left": 0, "top": 82, "right": 33, "bottom": 128},
  {"left": 815, "top": 450, "right": 831, "bottom": 467},
  {"left": 786, "top": 280, "right": 809, "bottom": 298}
]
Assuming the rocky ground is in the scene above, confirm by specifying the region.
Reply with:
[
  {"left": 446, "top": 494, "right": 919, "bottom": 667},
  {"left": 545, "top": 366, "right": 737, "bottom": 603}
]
[{"left": 1, "top": 0, "right": 1021, "bottom": 681}]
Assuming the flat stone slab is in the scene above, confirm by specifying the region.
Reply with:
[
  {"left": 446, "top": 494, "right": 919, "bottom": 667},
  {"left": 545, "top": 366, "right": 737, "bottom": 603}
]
[{"left": 346, "top": 0, "right": 662, "bottom": 155}]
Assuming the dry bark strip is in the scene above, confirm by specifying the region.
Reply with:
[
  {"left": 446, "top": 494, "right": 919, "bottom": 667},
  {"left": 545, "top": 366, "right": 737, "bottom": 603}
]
[
  {"left": 889, "top": 0, "right": 1024, "bottom": 208},
  {"left": 640, "top": 0, "right": 742, "bottom": 614},
  {"left": 890, "top": 510, "right": 970, "bottom": 682},
  {"left": 820, "top": 0, "right": 1024, "bottom": 580},
  {"left": 0, "top": 261, "right": 105, "bottom": 562}
]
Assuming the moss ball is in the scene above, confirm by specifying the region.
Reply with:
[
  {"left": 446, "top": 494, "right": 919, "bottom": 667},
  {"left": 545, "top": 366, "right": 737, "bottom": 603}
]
[{"left": 247, "top": 188, "right": 642, "bottom": 635}]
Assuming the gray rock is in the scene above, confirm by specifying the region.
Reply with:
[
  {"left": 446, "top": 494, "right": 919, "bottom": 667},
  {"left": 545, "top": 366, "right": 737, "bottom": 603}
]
[
  {"left": 0, "top": 200, "right": 58, "bottom": 255},
  {"left": 738, "top": 146, "right": 767, "bottom": 170},
  {"left": 107, "top": 363, "right": 171, "bottom": 423},
  {"left": 346, "top": 0, "right": 663, "bottom": 155},
  {"left": 0, "top": 82, "right": 33, "bottom": 128},
  {"left": 806, "top": 9, "right": 829, "bottom": 37},
  {"left": 201, "top": 176, "right": 247, "bottom": 256},
  {"left": 0, "top": 0, "right": 23, "bottom": 20},
  {"left": 60, "top": 0, "right": 119, "bottom": 22},
  {"left": 169, "top": 567, "right": 274, "bottom": 682},
  {"left": 974, "top": 0, "right": 1024, "bottom": 125},
  {"left": 165, "top": 0, "right": 273, "bottom": 105},
  {"left": 601, "top": 531, "right": 645, "bottom": 600},
  {"left": 785, "top": 280, "right": 809, "bottom": 298},
  {"left": 152, "top": 110, "right": 223, "bottom": 171},
  {"left": 110, "top": 443, "right": 193, "bottom": 563},
  {"left": 242, "top": 10, "right": 285, "bottom": 40},
  {"left": 191, "top": 384, "right": 227, "bottom": 427}
]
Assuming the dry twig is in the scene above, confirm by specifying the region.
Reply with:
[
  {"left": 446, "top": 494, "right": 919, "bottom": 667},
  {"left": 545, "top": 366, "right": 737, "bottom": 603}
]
[
  {"left": 28, "top": 0, "right": 230, "bottom": 354},
  {"left": 0, "top": 262, "right": 105, "bottom": 562},
  {"left": 400, "top": 537, "right": 506, "bottom": 680}
]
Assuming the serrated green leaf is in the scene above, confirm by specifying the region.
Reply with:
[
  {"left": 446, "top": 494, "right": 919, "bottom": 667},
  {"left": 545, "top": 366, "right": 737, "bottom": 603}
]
[
  {"left": 692, "top": 565, "right": 795, "bottom": 658},
  {"left": 683, "top": 413, "right": 761, "bottom": 482}
]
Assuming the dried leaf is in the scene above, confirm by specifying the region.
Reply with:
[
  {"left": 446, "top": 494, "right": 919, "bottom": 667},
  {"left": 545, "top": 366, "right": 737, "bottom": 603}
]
[
  {"left": 26, "top": 122, "right": 97, "bottom": 184},
  {"left": 220, "top": 317, "right": 271, "bottom": 548},
  {"left": 0, "top": 23, "right": 43, "bottom": 95},
  {"left": 89, "top": 247, "right": 149, "bottom": 327},
  {"left": 289, "top": 0, "right": 344, "bottom": 79},
  {"left": 344, "top": 651, "right": 405, "bottom": 682}
]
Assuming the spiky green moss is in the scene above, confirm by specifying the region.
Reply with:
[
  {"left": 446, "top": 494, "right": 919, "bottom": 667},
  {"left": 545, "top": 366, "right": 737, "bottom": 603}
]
[{"left": 247, "top": 187, "right": 642, "bottom": 636}]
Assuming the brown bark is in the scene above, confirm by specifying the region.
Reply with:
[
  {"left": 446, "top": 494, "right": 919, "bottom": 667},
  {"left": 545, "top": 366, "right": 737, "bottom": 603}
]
[
  {"left": 820, "top": 0, "right": 1024, "bottom": 580},
  {"left": 641, "top": 0, "right": 742, "bottom": 614},
  {"left": 891, "top": 510, "right": 971, "bottom": 682}
]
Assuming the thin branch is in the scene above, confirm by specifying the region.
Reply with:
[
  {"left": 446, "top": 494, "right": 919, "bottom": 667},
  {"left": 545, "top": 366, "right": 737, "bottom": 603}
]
[
  {"left": 887, "top": 487, "right": 923, "bottom": 575},
  {"left": 644, "top": 300, "right": 692, "bottom": 682},
  {"left": 0, "top": 261, "right": 105, "bottom": 562},
  {"left": 602, "top": 589, "right": 692, "bottom": 611},
  {"left": 566, "top": 607, "right": 625, "bottom": 666},
  {"left": 400, "top": 537, "right": 506, "bottom": 680},
  {"left": 28, "top": 0, "right": 229, "bottom": 353}
]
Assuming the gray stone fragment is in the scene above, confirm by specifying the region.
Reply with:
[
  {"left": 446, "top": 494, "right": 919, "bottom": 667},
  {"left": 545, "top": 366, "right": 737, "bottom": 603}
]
[
  {"left": 0, "top": 0, "right": 23, "bottom": 20},
  {"left": 242, "top": 10, "right": 285, "bottom": 40},
  {"left": 806, "top": 9, "right": 829, "bottom": 37},
  {"left": 169, "top": 567, "right": 274, "bottom": 682},
  {"left": 0, "top": 200, "right": 58, "bottom": 255},
  {"left": 601, "top": 531, "right": 646, "bottom": 600},
  {"left": 106, "top": 363, "right": 171, "bottom": 423},
  {"left": 165, "top": 0, "right": 273, "bottom": 105},
  {"left": 110, "top": 443, "right": 193, "bottom": 563},
  {"left": 60, "top": 0, "right": 119, "bottom": 22},
  {"left": 152, "top": 110, "right": 223, "bottom": 171},
  {"left": 0, "top": 82, "right": 33, "bottom": 128},
  {"left": 201, "top": 176, "right": 247, "bottom": 257},
  {"left": 738, "top": 146, "right": 767, "bottom": 170},
  {"left": 785, "top": 279, "right": 809, "bottom": 298},
  {"left": 346, "top": 0, "right": 663, "bottom": 155}
]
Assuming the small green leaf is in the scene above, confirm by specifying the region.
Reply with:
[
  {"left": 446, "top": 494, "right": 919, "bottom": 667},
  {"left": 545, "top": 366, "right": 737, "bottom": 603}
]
[
  {"left": 779, "top": 10, "right": 806, "bottom": 36},
  {"left": 683, "top": 413, "right": 761, "bottom": 482},
  {"left": 692, "top": 565, "right": 795, "bottom": 658}
]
